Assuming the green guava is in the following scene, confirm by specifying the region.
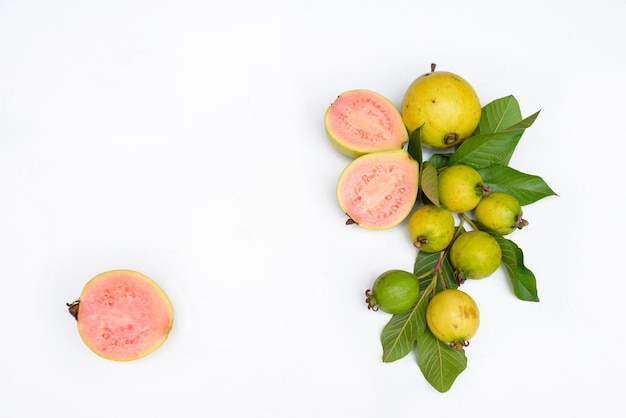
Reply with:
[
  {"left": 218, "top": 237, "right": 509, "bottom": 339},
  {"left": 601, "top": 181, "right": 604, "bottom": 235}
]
[
  {"left": 401, "top": 64, "right": 481, "bottom": 149},
  {"left": 438, "top": 164, "right": 487, "bottom": 213},
  {"left": 407, "top": 204, "right": 455, "bottom": 253},
  {"left": 365, "top": 269, "right": 420, "bottom": 314},
  {"left": 426, "top": 288, "right": 480, "bottom": 350},
  {"left": 473, "top": 192, "right": 528, "bottom": 235},
  {"left": 449, "top": 230, "right": 502, "bottom": 280},
  {"left": 67, "top": 269, "right": 174, "bottom": 361},
  {"left": 325, "top": 89, "right": 409, "bottom": 158},
  {"left": 336, "top": 149, "right": 419, "bottom": 230}
]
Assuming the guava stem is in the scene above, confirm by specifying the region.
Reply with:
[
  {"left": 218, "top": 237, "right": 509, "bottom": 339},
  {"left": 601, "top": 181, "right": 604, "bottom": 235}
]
[
  {"left": 431, "top": 63, "right": 436, "bottom": 72},
  {"left": 517, "top": 216, "right": 529, "bottom": 229},
  {"left": 477, "top": 184, "right": 492, "bottom": 196},
  {"left": 434, "top": 251, "right": 446, "bottom": 274},
  {"left": 459, "top": 213, "right": 479, "bottom": 231},
  {"left": 66, "top": 300, "right": 80, "bottom": 321}
]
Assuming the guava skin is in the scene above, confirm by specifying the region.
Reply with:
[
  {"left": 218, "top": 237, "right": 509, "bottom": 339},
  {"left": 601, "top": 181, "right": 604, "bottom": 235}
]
[
  {"left": 437, "top": 164, "right": 486, "bottom": 213},
  {"left": 401, "top": 67, "right": 481, "bottom": 149},
  {"left": 407, "top": 204, "right": 455, "bottom": 253},
  {"left": 336, "top": 149, "right": 419, "bottom": 230},
  {"left": 426, "top": 289, "right": 480, "bottom": 350},
  {"left": 474, "top": 192, "right": 528, "bottom": 235},
  {"left": 325, "top": 90, "right": 409, "bottom": 158},
  {"left": 365, "top": 270, "right": 420, "bottom": 314},
  {"left": 449, "top": 230, "right": 502, "bottom": 280}
]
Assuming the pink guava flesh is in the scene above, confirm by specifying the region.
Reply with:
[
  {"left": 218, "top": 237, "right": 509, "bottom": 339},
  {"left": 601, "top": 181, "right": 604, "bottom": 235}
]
[
  {"left": 73, "top": 270, "right": 174, "bottom": 361},
  {"left": 325, "top": 90, "right": 408, "bottom": 157},
  {"left": 337, "top": 149, "right": 419, "bottom": 230}
]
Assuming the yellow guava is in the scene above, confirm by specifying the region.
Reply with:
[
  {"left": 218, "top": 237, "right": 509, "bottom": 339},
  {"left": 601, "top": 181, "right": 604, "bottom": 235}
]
[
  {"left": 407, "top": 204, "right": 455, "bottom": 253},
  {"left": 449, "top": 230, "right": 502, "bottom": 280},
  {"left": 426, "top": 288, "right": 480, "bottom": 350},
  {"left": 401, "top": 65, "right": 481, "bottom": 149},
  {"left": 438, "top": 164, "right": 486, "bottom": 213},
  {"left": 473, "top": 192, "right": 528, "bottom": 235}
]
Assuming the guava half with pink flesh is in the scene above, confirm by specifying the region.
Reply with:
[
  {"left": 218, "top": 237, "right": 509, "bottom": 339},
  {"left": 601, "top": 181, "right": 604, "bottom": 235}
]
[
  {"left": 325, "top": 89, "right": 409, "bottom": 157},
  {"left": 336, "top": 149, "right": 419, "bottom": 230},
  {"left": 67, "top": 269, "right": 174, "bottom": 361}
]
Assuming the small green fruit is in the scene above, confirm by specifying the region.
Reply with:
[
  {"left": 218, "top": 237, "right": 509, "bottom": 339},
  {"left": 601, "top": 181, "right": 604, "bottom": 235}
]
[
  {"left": 365, "top": 270, "right": 420, "bottom": 314},
  {"left": 474, "top": 192, "right": 528, "bottom": 235},
  {"left": 407, "top": 204, "right": 455, "bottom": 253},
  {"left": 449, "top": 230, "right": 502, "bottom": 280},
  {"left": 401, "top": 64, "right": 481, "bottom": 149},
  {"left": 426, "top": 289, "right": 480, "bottom": 350},
  {"left": 438, "top": 164, "right": 486, "bottom": 213}
]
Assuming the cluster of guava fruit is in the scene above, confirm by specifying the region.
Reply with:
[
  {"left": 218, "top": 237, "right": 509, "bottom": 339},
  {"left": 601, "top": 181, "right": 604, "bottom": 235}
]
[{"left": 325, "top": 63, "right": 556, "bottom": 392}]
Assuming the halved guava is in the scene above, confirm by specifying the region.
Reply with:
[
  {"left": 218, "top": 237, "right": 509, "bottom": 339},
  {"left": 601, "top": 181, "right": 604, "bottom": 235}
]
[
  {"left": 67, "top": 269, "right": 174, "bottom": 361},
  {"left": 336, "top": 149, "right": 419, "bottom": 230},
  {"left": 325, "top": 89, "right": 409, "bottom": 157}
]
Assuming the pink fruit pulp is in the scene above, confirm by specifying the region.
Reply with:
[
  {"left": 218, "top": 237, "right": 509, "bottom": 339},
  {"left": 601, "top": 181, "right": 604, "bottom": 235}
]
[
  {"left": 337, "top": 150, "right": 419, "bottom": 230},
  {"left": 75, "top": 270, "right": 174, "bottom": 361},
  {"left": 325, "top": 90, "right": 408, "bottom": 157}
]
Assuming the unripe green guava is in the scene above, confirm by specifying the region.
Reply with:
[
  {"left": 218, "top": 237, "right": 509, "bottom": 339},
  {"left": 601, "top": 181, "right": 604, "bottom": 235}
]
[
  {"left": 365, "top": 270, "right": 420, "bottom": 314},
  {"left": 407, "top": 204, "right": 455, "bottom": 253},
  {"left": 401, "top": 65, "right": 481, "bottom": 149},
  {"left": 473, "top": 192, "right": 528, "bottom": 235},
  {"left": 426, "top": 289, "right": 480, "bottom": 350},
  {"left": 449, "top": 230, "right": 502, "bottom": 280},
  {"left": 438, "top": 164, "right": 486, "bottom": 213}
]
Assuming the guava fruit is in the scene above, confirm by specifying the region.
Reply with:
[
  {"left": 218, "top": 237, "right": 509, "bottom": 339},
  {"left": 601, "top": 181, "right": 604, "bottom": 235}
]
[
  {"left": 365, "top": 269, "right": 420, "bottom": 314},
  {"left": 325, "top": 89, "right": 409, "bottom": 157},
  {"left": 67, "top": 269, "right": 174, "bottom": 361},
  {"left": 437, "top": 164, "right": 487, "bottom": 213},
  {"left": 449, "top": 230, "right": 502, "bottom": 280},
  {"left": 473, "top": 192, "right": 528, "bottom": 235},
  {"left": 336, "top": 149, "right": 419, "bottom": 230},
  {"left": 401, "top": 64, "right": 481, "bottom": 149},
  {"left": 407, "top": 204, "right": 455, "bottom": 253},
  {"left": 426, "top": 288, "right": 480, "bottom": 350}
]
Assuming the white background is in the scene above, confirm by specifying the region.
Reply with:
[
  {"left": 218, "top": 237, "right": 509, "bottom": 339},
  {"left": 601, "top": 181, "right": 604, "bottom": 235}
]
[{"left": 1, "top": 0, "right": 623, "bottom": 416}]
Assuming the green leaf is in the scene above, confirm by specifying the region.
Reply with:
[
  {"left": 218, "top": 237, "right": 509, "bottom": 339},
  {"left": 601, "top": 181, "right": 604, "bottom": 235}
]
[
  {"left": 416, "top": 327, "right": 467, "bottom": 393},
  {"left": 475, "top": 223, "right": 540, "bottom": 302},
  {"left": 407, "top": 125, "right": 423, "bottom": 166},
  {"left": 503, "top": 110, "right": 540, "bottom": 132},
  {"left": 414, "top": 250, "right": 457, "bottom": 293},
  {"left": 474, "top": 95, "right": 522, "bottom": 135},
  {"left": 448, "top": 129, "right": 524, "bottom": 169},
  {"left": 428, "top": 153, "right": 451, "bottom": 169},
  {"left": 420, "top": 162, "right": 440, "bottom": 206},
  {"left": 478, "top": 164, "right": 558, "bottom": 206},
  {"left": 380, "top": 308, "right": 419, "bottom": 363}
]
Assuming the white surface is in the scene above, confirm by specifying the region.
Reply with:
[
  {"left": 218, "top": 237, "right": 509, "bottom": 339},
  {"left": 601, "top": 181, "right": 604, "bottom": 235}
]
[{"left": 1, "top": 0, "right": 624, "bottom": 416}]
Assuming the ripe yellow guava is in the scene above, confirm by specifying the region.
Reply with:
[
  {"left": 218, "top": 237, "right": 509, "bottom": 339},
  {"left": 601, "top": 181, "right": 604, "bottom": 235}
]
[
  {"left": 473, "top": 192, "right": 528, "bottom": 235},
  {"left": 449, "top": 230, "right": 502, "bottom": 280},
  {"left": 407, "top": 204, "right": 455, "bottom": 253},
  {"left": 401, "top": 65, "right": 481, "bottom": 149},
  {"left": 438, "top": 164, "right": 486, "bottom": 213},
  {"left": 426, "top": 289, "right": 480, "bottom": 350}
]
